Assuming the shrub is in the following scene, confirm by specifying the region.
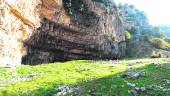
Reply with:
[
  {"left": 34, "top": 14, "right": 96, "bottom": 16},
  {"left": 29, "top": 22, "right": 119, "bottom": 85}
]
[
  {"left": 150, "top": 51, "right": 161, "bottom": 58},
  {"left": 125, "top": 31, "right": 132, "bottom": 40},
  {"left": 148, "top": 38, "right": 170, "bottom": 50}
]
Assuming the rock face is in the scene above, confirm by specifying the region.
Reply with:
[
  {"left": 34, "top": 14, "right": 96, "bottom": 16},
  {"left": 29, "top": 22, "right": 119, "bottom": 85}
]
[
  {"left": 119, "top": 4, "right": 149, "bottom": 41},
  {"left": 0, "top": 0, "right": 125, "bottom": 65},
  {"left": 0, "top": 0, "right": 40, "bottom": 67}
]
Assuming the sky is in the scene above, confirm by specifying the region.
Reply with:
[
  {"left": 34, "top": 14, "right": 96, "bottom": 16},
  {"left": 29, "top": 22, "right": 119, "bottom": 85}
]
[{"left": 115, "top": 0, "right": 170, "bottom": 25}]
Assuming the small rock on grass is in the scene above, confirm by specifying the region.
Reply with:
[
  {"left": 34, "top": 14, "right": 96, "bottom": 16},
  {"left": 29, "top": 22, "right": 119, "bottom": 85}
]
[
  {"left": 129, "top": 87, "right": 147, "bottom": 96},
  {"left": 140, "top": 87, "right": 146, "bottom": 91},
  {"left": 127, "top": 67, "right": 133, "bottom": 72},
  {"left": 53, "top": 86, "right": 80, "bottom": 96},
  {"left": 132, "top": 73, "right": 141, "bottom": 79},
  {"left": 122, "top": 69, "right": 144, "bottom": 79},
  {"left": 127, "top": 83, "right": 136, "bottom": 87},
  {"left": 129, "top": 89, "right": 138, "bottom": 96}
]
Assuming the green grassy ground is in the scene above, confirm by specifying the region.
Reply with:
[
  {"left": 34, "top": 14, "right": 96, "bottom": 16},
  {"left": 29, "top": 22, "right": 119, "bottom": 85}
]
[{"left": 0, "top": 58, "right": 170, "bottom": 96}]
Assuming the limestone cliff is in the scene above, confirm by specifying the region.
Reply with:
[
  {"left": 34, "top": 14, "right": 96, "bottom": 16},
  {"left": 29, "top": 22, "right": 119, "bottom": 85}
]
[
  {"left": 0, "top": 0, "right": 40, "bottom": 67},
  {"left": 0, "top": 0, "right": 125, "bottom": 66}
]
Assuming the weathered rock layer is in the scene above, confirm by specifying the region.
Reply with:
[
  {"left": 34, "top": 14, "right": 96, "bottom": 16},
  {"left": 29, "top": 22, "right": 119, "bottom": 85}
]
[
  {"left": 0, "top": 0, "right": 40, "bottom": 67},
  {"left": 0, "top": 0, "right": 125, "bottom": 65}
]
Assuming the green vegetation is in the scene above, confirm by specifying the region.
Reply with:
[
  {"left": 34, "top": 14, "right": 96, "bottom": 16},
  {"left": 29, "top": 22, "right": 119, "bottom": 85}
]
[
  {"left": 148, "top": 38, "right": 170, "bottom": 50},
  {"left": 0, "top": 59, "right": 170, "bottom": 96},
  {"left": 125, "top": 31, "right": 132, "bottom": 40},
  {"left": 151, "top": 51, "right": 161, "bottom": 58},
  {"left": 119, "top": 4, "right": 149, "bottom": 41}
]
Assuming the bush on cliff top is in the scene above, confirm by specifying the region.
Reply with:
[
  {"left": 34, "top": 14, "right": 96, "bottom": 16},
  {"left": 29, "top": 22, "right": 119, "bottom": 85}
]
[
  {"left": 148, "top": 38, "right": 170, "bottom": 50},
  {"left": 125, "top": 31, "right": 132, "bottom": 40}
]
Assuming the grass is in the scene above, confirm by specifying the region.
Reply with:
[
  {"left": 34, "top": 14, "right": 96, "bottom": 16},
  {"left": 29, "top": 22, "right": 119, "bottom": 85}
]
[{"left": 0, "top": 58, "right": 170, "bottom": 96}]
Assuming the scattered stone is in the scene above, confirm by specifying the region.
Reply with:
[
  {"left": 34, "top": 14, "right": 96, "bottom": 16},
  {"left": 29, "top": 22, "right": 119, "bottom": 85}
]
[
  {"left": 130, "top": 87, "right": 148, "bottom": 96},
  {"left": 88, "top": 89, "right": 98, "bottom": 96},
  {"left": 127, "top": 67, "right": 132, "bottom": 72},
  {"left": 122, "top": 72, "right": 141, "bottom": 79},
  {"left": 8, "top": 73, "right": 37, "bottom": 84},
  {"left": 76, "top": 67, "right": 91, "bottom": 72},
  {"left": 132, "top": 73, "right": 141, "bottom": 79},
  {"left": 140, "top": 87, "right": 146, "bottom": 91},
  {"left": 130, "top": 89, "right": 138, "bottom": 96},
  {"left": 53, "top": 86, "right": 80, "bottom": 96},
  {"left": 166, "top": 80, "right": 170, "bottom": 84},
  {"left": 122, "top": 69, "right": 144, "bottom": 79},
  {"left": 0, "top": 73, "right": 37, "bottom": 87},
  {"left": 149, "top": 84, "right": 170, "bottom": 92},
  {"left": 162, "top": 79, "right": 170, "bottom": 84},
  {"left": 127, "top": 83, "right": 136, "bottom": 87},
  {"left": 130, "top": 87, "right": 147, "bottom": 96},
  {"left": 127, "top": 82, "right": 148, "bottom": 96},
  {"left": 134, "top": 87, "right": 140, "bottom": 91}
]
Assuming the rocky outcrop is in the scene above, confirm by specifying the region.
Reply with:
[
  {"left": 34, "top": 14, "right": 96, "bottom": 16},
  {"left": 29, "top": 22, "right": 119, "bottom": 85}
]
[
  {"left": 0, "top": 0, "right": 125, "bottom": 66},
  {"left": 0, "top": 0, "right": 40, "bottom": 67}
]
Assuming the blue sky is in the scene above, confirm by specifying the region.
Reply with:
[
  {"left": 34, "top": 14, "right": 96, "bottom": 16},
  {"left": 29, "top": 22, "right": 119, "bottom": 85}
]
[{"left": 115, "top": 0, "right": 170, "bottom": 25}]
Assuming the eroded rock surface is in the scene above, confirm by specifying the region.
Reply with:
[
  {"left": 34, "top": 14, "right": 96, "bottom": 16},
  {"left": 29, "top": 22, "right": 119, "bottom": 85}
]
[
  {"left": 0, "top": 0, "right": 40, "bottom": 67},
  {"left": 23, "top": 0, "right": 126, "bottom": 65},
  {"left": 0, "top": 0, "right": 125, "bottom": 65}
]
